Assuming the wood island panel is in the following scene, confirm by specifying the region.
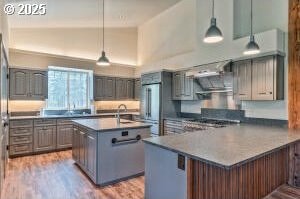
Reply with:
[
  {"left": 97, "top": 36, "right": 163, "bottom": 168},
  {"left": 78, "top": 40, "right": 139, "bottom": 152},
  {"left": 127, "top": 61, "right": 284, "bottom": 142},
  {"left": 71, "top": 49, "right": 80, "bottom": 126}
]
[
  {"left": 187, "top": 147, "right": 289, "bottom": 199},
  {"left": 288, "top": 0, "right": 300, "bottom": 129}
]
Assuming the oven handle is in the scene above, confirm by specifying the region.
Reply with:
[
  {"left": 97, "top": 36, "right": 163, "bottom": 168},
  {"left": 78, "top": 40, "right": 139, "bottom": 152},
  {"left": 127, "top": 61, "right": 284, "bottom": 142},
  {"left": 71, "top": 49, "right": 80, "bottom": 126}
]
[{"left": 111, "top": 135, "right": 141, "bottom": 145}]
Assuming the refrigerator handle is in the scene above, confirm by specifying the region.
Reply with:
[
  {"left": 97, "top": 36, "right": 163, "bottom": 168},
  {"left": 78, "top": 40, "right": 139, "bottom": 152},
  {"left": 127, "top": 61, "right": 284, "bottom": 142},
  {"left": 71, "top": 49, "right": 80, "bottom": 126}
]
[
  {"left": 148, "top": 88, "right": 152, "bottom": 117},
  {"left": 145, "top": 88, "right": 148, "bottom": 117}
]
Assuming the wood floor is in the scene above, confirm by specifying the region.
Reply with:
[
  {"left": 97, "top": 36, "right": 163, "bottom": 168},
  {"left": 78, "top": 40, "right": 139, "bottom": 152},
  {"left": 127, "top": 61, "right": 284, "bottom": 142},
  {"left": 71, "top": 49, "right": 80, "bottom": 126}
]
[
  {"left": 0, "top": 151, "right": 144, "bottom": 199},
  {"left": 264, "top": 184, "right": 300, "bottom": 199}
]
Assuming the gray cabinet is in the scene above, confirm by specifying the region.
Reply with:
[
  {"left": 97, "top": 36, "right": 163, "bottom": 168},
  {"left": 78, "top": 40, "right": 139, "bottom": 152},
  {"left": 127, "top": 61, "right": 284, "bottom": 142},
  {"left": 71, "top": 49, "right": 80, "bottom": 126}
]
[
  {"left": 233, "top": 60, "right": 252, "bottom": 100},
  {"left": 116, "top": 78, "right": 127, "bottom": 99},
  {"left": 33, "top": 126, "right": 56, "bottom": 152},
  {"left": 9, "top": 69, "right": 28, "bottom": 99},
  {"left": 94, "top": 76, "right": 116, "bottom": 100},
  {"left": 94, "top": 75, "right": 135, "bottom": 100},
  {"left": 126, "top": 79, "right": 134, "bottom": 99},
  {"left": 134, "top": 78, "right": 141, "bottom": 100},
  {"left": 57, "top": 125, "right": 73, "bottom": 149},
  {"left": 9, "top": 119, "right": 33, "bottom": 156},
  {"left": 86, "top": 133, "right": 97, "bottom": 179},
  {"left": 9, "top": 68, "right": 47, "bottom": 100},
  {"left": 233, "top": 55, "right": 284, "bottom": 101},
  {"left": 252, "top": 56, "right": 284, "bottom": 100},
  {"left": 73, "top": 126, "right": 97, "bottom": 181},
  {"left": 172, "top": 71, "right": 194, "bottom": 100},
  {"left": 72, "top": 127, "right": 80, "bottom": 161},
  {"left": 29, "top": 71, "right": 48, "bottom": 100}
]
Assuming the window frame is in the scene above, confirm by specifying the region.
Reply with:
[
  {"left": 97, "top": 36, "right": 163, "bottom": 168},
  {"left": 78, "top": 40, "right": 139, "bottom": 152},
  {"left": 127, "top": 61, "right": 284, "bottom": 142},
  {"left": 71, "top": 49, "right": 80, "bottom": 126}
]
[{"left": 46, "top": 67, "right": 93, "bottom": 110}]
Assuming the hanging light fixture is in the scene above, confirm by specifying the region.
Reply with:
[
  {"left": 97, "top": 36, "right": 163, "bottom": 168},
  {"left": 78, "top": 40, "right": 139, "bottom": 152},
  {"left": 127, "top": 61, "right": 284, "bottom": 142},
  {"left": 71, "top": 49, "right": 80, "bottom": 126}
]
[
  {"left": 96, "top": 0, "right": 110, "bottom": 66},
  {"left": 244, "top": 0, "right": 260, "bottom": 55},
  {"left": 203, "top": 0, "right": 223, "bottom": 43}
]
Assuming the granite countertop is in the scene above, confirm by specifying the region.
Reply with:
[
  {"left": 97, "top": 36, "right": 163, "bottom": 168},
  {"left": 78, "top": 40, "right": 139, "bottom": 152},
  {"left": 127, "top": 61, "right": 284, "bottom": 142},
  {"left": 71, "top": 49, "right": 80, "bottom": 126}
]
[
  {"left": 73, "top": 118, "right": 151, "bottom": 132},
  {"left": 9, "top": 112, "right": 140, "bottom": 120},
  {"left": 143, "top": 124, "right": 300, "bottom": 169}
]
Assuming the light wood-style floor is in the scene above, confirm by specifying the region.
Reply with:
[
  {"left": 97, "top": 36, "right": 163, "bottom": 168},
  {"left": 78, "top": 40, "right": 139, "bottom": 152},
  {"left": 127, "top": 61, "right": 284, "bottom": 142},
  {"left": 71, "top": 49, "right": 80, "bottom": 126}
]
[{"left": 1, "top": 151, "right": 144, "bottom": 199}]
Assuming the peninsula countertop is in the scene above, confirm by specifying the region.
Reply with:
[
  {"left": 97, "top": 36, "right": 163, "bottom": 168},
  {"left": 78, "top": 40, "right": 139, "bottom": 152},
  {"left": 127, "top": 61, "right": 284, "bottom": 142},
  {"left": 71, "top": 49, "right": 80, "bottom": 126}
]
[
  {"left": 73, "top": 118, "right": 151, "bottom": 132},
  {"left": 143, "top": 124, "right": 300, "bottom": 169}
]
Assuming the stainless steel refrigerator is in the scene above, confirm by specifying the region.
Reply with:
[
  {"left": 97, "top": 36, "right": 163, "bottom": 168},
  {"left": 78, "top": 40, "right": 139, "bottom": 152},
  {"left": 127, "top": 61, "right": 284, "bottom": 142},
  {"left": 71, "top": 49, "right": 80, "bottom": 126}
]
[{"left": 140, "top": 71, "right": 180, "bottom": 136}]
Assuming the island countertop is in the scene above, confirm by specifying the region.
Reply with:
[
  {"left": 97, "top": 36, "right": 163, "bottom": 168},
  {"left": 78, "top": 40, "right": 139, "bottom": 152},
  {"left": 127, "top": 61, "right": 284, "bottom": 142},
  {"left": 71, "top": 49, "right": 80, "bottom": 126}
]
[
  {"left": 72, "top": 118, "right": 151, "bottom": 132},
  {"left": 143, "top": 124, "right": 300, "bottom": 169}
]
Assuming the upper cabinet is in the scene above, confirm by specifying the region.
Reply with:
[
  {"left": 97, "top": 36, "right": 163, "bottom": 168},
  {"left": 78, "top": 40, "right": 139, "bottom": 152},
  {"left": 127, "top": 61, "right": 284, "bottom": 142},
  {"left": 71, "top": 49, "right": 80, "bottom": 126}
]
[
  {"left": 94, "top": 75, "right": 136, "bottom": 101},
  {"left": 134, "top": 78, "right": 141, "bottom": 100},
  {"left": 233, "top": 60, "right": 252, "bottom": 100},
  {"left": 10, "top": 68, "right": 48, "bottom": 100},
  {"left": 233, "top": 55, "right": 284, "bottom": 101},
  {"left": 172, "top": 71, "right": 195, "bottom": 100},
  {"left": 94, "top": 76, "right": 116, "bottom": 101}
]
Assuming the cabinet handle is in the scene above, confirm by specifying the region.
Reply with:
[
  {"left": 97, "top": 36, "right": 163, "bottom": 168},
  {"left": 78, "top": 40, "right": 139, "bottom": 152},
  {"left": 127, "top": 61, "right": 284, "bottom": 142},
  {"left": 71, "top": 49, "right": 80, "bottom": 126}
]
[
  {"left": 239, "top": 94, "right": 246, "bottom": 96},
  {"left": 295, "top": 153, "right": 299, "bottom": 157},
  {"left": 259, "top": 92, "right": 273, "bottom": 95}
]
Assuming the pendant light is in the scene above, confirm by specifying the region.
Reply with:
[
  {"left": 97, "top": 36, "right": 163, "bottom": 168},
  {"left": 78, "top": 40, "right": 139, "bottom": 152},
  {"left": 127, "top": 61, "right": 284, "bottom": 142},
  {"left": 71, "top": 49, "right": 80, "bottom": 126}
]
[
  {"left": 96, "top": 0, "right": 110, "bottom": 66},
  {"left": 203, "top": 0, "right": 223, "bottom": 43},
  {"left": 244, "top": 0, "right": 260, "bottom": 55}
]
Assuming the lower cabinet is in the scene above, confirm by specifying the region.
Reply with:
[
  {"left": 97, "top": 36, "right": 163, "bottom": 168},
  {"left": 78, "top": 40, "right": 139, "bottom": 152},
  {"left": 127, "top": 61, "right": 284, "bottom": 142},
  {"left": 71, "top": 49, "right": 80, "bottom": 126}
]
[
  {"left": 57, "top": 125, "right": 73, "bottom": 149},
  {"left": 74, "top": 126, "right": 97, "bottom": 182},
  {"left": 33, "top": 126, "right": 57, "bottom": 152}
]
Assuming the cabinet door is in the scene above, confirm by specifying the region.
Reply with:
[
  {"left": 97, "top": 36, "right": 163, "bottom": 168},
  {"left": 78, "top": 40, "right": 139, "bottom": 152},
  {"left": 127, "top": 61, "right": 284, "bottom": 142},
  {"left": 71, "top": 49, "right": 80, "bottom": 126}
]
[
  {"left": 29, "top": 71, "right": 48, "bottom": 100},
  {"left": 72, "top": 127, "right": 80, "bottom": 161},
  {"left": 104, "top": 77, "right": 116, "bottom": 100},
  {"left": 9, "top": 69, "right": 29, "bottom": 100},
  {"left": 172, "top": 72, "right": 183, "bottom": 100},
  {"left": 182, "top": 74, "right": 194, "bottom": 100},
  {"left": 57, "top": 125, "right": 73, "bottom": 149},
  {"left": 126, "top": 79, "right": 134, "bottom": 99},
  {"left": 86, "top": 132, "right": 97, "bottom": 180},
  {"left": 33, "top": 126, "right": 56, "bottom": 152},
  {"left": 252, "top": 56, "right": 275, "bottom": 100},
  {"left": 134, "top": 78, "right": 141, "bottom": 100},
  {"left": 94, "top": 76, "right": 106, "bottom": 100},
  {"left": 78, "top": 130, "right": 86, "bottom": 167},
  {"left": 116, "top": 78, "right": 126, "bottom": 99},
  {"left": 233, "top": 60, "right": 252, "bottom": 100}
]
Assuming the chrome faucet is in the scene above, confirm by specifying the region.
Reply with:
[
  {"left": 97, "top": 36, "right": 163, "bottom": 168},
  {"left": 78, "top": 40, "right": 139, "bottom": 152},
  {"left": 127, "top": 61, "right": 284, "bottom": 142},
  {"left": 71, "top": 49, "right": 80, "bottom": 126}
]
[{"left": 117, "top": 104, "right": 127, "bottom": 124}]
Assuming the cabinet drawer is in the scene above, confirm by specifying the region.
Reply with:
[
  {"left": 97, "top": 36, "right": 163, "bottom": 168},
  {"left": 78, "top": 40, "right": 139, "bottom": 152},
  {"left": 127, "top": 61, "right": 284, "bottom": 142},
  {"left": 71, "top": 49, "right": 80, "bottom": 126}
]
[
  {"left": 34, "top": 119, "right": 56, "bottom": 126},
  {"left": 10, "top": 135, "right": 32, "bottom": 145},
  {"left": 10, "top": 120, "right": 33, "bottom": 128},
  {"left": 10, "top": 127, "right": 33, "bottom": 136},
  {"left": 10, "top": 144, "right": 33, "bottom": 156},
  {"left": 57, "top": 119, "right": 74, "bottom": 125}
]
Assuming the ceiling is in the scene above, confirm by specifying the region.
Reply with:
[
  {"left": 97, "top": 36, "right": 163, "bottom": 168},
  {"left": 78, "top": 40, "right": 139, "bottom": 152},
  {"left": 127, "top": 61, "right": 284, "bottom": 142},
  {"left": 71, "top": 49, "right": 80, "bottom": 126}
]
[{"left": 6, "top": 0, "right": 181, "bottom": 28}]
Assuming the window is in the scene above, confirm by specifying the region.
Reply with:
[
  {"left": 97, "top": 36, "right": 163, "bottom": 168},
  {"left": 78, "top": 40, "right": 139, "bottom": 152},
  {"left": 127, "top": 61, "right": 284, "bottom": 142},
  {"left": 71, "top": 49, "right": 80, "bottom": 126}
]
[{"left": 47, "top": 66, "right": 93, "bottom": 110}]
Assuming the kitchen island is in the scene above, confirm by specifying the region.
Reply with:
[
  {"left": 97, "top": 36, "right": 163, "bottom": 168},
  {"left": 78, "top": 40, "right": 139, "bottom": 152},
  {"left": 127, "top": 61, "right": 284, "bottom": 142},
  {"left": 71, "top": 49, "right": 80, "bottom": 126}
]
[
  {"left": 72, "top": 118, "right": 151, "bottom": 186},
  {"left": 143, "top": 124, "right": 300, "bottom": 199}
]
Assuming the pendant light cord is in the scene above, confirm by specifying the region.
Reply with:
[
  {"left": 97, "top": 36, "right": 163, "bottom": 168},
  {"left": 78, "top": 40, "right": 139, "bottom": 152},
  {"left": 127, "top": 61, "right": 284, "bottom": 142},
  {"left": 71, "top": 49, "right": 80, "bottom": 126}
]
[
  {"left": 102, "top": 0, "right": 105, "bottom": 51},
  {"left": 212, "top": 0, "right": 214, "bottom": 18},
  {"left": 250, "top": 0, "right": 253, "bottom": 36}
]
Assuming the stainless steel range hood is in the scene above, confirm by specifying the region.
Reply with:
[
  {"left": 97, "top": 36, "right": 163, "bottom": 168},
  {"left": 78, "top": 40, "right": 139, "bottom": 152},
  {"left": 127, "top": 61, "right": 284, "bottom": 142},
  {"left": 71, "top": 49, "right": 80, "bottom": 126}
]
[{"left": 186, "top": 60, "right": 232, "bottom": 92}]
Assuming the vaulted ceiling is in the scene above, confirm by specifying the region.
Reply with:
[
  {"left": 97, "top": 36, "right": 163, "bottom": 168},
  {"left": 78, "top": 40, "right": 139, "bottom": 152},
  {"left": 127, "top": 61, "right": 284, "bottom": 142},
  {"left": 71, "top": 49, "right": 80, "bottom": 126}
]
[{"left": 6, "top": 0, "right": 181, "bottom": 28}]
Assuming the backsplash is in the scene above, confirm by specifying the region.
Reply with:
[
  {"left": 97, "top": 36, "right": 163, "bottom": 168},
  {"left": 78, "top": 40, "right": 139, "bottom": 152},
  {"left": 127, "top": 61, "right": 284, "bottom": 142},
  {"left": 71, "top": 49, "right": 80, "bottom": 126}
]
[
  {"left": 9, "top": 100, "right": 140, "bottom": 113},
  {"left": 9, "top": 100, "right": 46, "bottom": 112},
  {"left": 94, "top": 101, "right": 140, "bottom": 110}
]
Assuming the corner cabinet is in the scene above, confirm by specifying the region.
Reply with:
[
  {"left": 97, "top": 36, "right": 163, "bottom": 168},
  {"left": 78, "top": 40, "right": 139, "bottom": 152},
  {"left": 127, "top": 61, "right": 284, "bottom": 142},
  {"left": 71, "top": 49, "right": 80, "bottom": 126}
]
[
  {"left": 10, "top": 68, "right": 48, "bottom": 100},
  {"left": 233, "top": 55, "right": 284, "bottom": 101},
  {"left": 172, "top": 71, "right": 195, "bottom": 100}
]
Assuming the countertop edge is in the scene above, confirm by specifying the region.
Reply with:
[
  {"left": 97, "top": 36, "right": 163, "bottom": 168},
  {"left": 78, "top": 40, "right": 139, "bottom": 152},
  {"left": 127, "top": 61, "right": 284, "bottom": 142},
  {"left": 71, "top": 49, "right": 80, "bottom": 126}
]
[{"left": 143, "top": 138, "right": 300, "bottom": 170}]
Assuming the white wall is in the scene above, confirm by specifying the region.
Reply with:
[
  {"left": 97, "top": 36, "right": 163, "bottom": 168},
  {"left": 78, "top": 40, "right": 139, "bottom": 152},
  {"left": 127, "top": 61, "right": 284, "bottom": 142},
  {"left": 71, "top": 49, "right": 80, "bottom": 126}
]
[
  {"left": 137, "top": 0, "right": 288, "bottom": 120},
  {"left": 10, "top": 27, "right": 138, "bottom": 66},
  {"left": 0, "top": 0, "right": 10, "bottom": 51}
]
